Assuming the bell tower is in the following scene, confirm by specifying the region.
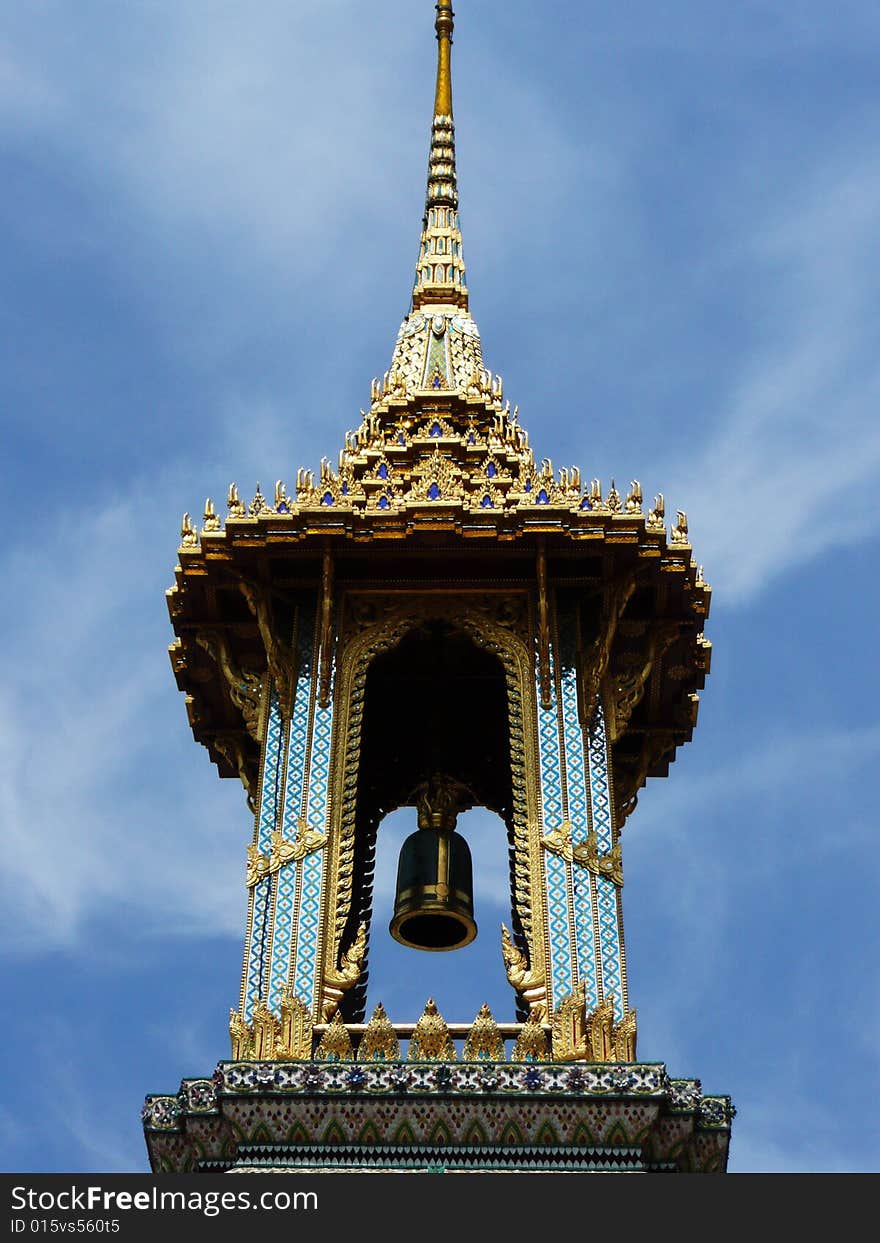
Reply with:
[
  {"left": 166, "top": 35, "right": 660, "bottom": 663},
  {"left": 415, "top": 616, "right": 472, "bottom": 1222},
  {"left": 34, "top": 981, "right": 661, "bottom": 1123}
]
[{"left": 143, "top": 2, "right": 734, "bottom": 1174}]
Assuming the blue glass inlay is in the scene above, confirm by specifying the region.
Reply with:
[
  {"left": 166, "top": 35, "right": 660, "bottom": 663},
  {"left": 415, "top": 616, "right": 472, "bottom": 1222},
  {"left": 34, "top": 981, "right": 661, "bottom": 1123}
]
[
  {"left": 481, "top": 495, "right": 493, "bottom": 508},
  {"left": 524, "top": 479, "right": 532, "bottom": 492},
  {"left": 468, "top": 432, "right": 475, "bottom": 444},
  {"left": 322, "top": 492, "right": 334, "bottom": 506},
  {"left": 342, "top": 481, "right": 349, "bottom": 495},
  {"left": 580, "top": 497, "right": 591, "bottom": 509},
  {"left": 428, "top": 482, "right": 441, "bottom": 500},
  {"left": 430, "top": 421, "right": 442, "bottom": 435},
  {"left": 277, "top": 502, "right": 289, "bottom": 513},
  {"left": 379, "top": 495, "right": 390, "bottom": 510},
  {"left": 378, "top": 463, "right": 388, "bottom": 480},
  {"left": 487, "top": 462, "right": 497, "bottom": 478},
  {"left": 537, "top": 489, "right": 549, "bottom": 505}
]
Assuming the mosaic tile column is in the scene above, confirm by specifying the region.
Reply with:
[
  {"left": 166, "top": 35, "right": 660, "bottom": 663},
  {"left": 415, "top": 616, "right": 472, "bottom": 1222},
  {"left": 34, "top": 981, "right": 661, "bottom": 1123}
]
[
  {"left": 586, "top": 694, "right": 625, "bottom": 1019},
  {"left": 239, "top": 594, "right": 336, "bottom": 1022},
  {"left": 241, "top": 682, "right": 284, "bottom": 1021},
  {"left": 535, "top": 596, "right": 626, "bottom": 1018}
]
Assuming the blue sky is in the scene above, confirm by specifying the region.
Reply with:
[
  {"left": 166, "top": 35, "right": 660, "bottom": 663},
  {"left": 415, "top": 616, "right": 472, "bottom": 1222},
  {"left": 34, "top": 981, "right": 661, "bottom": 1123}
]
[{"left": 2, "top": 0, "right": 879, "bottom": 1174}]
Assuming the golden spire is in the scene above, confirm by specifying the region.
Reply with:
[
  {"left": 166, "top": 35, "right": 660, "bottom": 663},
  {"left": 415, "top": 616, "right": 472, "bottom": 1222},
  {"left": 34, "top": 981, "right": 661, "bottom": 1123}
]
[
  {"left": 412, "top": 2, "right": 468, "bottom": 312},
  {"left": 434, "top": 0, "right": 454, "bottom": 118}
]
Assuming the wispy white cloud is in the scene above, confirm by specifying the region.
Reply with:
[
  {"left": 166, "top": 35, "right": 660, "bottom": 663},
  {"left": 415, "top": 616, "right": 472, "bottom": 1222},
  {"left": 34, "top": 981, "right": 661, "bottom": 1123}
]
[
  {"left": 624, "top": 722, "right": 880, "bottom": 1085},
  {"left": 629, "top": 723, "right": 880, "bottom": 850},
  {"left": 664, "top": 156, "right": 880, "bottom": 601},
  {"left": 0, "top": 471, "right": 518, "bottom": 962},
  {"left": 0, "top": 489, "right": 248, "bottom": 958}
]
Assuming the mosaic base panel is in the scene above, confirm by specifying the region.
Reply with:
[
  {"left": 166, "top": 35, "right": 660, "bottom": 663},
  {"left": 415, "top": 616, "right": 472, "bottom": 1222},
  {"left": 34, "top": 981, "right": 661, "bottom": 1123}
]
[{"left": 143, "top": 1061, "right": 733, "bottom": 1175}]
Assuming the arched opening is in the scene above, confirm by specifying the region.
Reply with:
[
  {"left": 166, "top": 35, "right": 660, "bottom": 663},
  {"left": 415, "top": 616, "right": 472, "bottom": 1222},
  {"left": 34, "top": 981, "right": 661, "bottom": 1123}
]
[
  {"left": 367, "top": 804, "right": 514, "bottom": 1024},
  {"left": 340, "top": 618, "right": 516, "bottom": 1022}
]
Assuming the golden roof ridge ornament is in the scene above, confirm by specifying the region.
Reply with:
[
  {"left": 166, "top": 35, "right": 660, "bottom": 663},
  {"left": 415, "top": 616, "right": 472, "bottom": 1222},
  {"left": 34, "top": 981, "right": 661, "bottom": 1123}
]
[{"left": 412, "top": 1, "right": 468, "bottom": 312}]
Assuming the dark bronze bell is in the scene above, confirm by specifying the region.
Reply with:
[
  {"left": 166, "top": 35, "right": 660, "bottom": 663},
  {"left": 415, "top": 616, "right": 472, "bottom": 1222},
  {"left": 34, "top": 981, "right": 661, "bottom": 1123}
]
[{"left": 389, "top": 776, "right": 478, "bottom": 951}]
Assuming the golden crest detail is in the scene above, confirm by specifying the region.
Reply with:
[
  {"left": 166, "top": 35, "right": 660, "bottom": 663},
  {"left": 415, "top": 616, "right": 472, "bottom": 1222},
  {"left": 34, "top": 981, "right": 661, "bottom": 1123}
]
[
  {"left": 409, "top": 999, "right": 456, "bottom": 1062},
  {"left": 357, "top": 1003, "right": 400, "bottom": 1062},
  {"left": 462, "top": 1004, "right": 506, "bottom": 1062},
  {"left": 315, "top": 1011, "right": 354, "bottom": 1062}
]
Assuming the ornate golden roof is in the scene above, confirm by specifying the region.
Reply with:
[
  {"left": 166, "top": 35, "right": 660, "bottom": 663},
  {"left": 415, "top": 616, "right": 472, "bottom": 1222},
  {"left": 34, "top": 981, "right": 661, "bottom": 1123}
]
[{"left": 167, "top": 1, "right": 712, "bottom": 827}]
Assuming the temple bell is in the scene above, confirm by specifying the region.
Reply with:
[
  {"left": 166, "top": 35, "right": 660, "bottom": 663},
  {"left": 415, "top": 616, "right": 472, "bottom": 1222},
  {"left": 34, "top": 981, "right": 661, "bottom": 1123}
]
[{"left": 389, "top": 775, "right": 478, "bottom": 952}]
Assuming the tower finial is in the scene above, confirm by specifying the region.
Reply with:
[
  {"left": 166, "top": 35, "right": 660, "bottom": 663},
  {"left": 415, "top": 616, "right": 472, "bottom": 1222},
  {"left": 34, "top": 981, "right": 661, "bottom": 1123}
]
[
  {"left": 413, "top": 1, "right": 468, "bottom": 312},
  {"left": 434, "top": 1, "right": 454, "bottom": 119}
]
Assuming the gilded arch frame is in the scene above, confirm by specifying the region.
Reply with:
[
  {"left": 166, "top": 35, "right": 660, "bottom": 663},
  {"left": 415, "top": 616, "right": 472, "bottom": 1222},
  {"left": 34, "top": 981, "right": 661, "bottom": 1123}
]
[{"left": 317, "top": 593, "right": 549, "bottom": 1021}]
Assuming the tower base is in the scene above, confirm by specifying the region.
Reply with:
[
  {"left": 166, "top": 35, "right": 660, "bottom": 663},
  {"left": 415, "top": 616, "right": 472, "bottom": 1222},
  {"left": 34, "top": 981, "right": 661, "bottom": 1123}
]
[{"left": 143, "top": 1060, "right": 734, "bottom": 1174}]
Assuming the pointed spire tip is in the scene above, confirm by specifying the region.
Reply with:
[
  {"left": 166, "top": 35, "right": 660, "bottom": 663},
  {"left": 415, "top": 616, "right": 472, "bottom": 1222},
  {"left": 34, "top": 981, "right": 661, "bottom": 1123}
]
[{"left": 434, "top": 1, "right": 454, "bottom": 119}]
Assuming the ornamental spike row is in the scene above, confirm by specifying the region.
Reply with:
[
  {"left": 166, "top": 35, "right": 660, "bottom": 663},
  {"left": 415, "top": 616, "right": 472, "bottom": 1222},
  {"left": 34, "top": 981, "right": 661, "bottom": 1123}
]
[{"left": 179, "top": 473, "right": 698, "bottom": 555}]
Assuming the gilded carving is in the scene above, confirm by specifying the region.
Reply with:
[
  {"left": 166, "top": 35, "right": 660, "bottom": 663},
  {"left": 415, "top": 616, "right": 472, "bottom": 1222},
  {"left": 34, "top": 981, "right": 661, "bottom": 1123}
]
[
  {"left": 613, "top": 1009, "right": 638, "bottom": 1062},
  {"left": 536, "top": 543, "right": 552, "bottom": 710},
  {"left": 275, "top": 989, "right": 314, "bottom": 1060},
  {"left": 357, "top": 1003, "right": 400, "bottom": 1062},
  {"left": 500, "top": 923, "right": 546, "bottom": 1018},
  {"left": 586, "top": 998, "right": 615, "bottom": 1061},
  {"left": 615, "top": 729, "right": 676, "bottom": 827},
  {"left": 646, "top": 492, "right": 665, "bottom": 531},
  {"left": 551, "top": 987, "right": 633, "bottom": 1062},
  {"left": 414, "top": 773, "right": 471, "bottom": 829},
  {"left": 323, "top": 599, "right": 547, "bottom": 1022},
  {"left": 270, "top": 822, "right": 327, "bottom": 872},
  {"left": 180, "top": 512, "right": 198, "bottom": 548},
  {"left": 202, "top": 498, "right": 222, "bottom": 532},
  {"left": 213, "top": 733, "right": 257, "bottom": 813},
  {"left": 229, "top": 1008, "right": 253, "bottom": 1060},
  {"left": 196, "top": 631, "right": 263, "bottom": 741},
  {"left": 406, "top": 444, "right": 461, "bottom": 501},
  {"left": 315, "top": 1011, "right": 354, "bottom": 1062},
  {"left": 511, "top": 1010, "right": 551, "bottom": 1062},
  {"left": 246, "top": 823, "right": 326, "bottom": 890},
  {"left": 578, "top": 575, "right": 637, "bottom": 722},
  {"left": 586, "top": 477, "right": 605, "bottom": 511},
  {"left": 273, "top": 480, "right": 292, "bottom": 513},
  {"left": 321, "top": 921, "right": 368, "bottom": 1021},
  {"left": 251, "top": 1003, "right": 279, "bottom": 1060},
  {"left": 609, "top": 622, "right": 681, "bottom": 744},
  {"left": 455, "top": 615, "right": 544, "bottom": 992},
  {"left": 238, "top": 580, "right": 294, "bottom": 718},
  {"left": 344, "top": 595, "right": 401, "bottom": 638},
  {"left": 670, "top": 510, "right": 689, "bottom": 544},
  {"left": 462, "top": 1004, "right": 506, "bottom": 1062},
  {"left": 540, "top": 823, "right": 623, "bottom": 888},
  {"left": 409, "top": 999, "right": 456, "bottom": 1062},
  {"left": 226, "top": 482, "right": 246, "bottom": 518},
  {"left": 318, "top": 548, "right": 334, "bottom": 709},
  {"left": 551, "top": 982, "right": 588, "bottom": 1061},
  {"left": 245, "top": 844, "right": 271, "bottom": 890},
  {"left": 625, "top": 480, "right": 643, "bottom": 513}
]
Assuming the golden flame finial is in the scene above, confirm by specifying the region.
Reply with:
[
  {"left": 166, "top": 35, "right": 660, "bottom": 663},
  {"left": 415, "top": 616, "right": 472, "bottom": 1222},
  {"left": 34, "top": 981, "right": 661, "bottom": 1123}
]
[
  {"left": 412, "top": 1, "right": 468, "bottom": 312},
  {"left": 434, "top": 1, "right": 454, "bottom": 119}
]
